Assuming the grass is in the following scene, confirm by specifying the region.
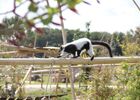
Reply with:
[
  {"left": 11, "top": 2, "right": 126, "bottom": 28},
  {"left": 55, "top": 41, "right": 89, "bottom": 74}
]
[{"left": 25, "top": 88, "right": 72, "bottom": 100}]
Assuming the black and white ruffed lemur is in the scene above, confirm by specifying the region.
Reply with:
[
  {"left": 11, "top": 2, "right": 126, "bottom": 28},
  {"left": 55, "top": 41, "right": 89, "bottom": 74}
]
[{"left": 58, "top": 38, "right": 113, "bottom": 60}]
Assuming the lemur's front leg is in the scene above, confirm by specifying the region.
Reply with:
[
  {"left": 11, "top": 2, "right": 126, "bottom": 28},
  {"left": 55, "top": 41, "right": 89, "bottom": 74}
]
[
  {"left": 73, "top": 50, "right": 81, "bottom": 58},
  {"left": 72, "top": 51, "right": 78, "bottom": 58}
]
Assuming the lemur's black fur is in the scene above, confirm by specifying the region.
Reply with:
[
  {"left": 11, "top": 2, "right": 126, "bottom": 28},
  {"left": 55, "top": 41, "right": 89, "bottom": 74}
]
[{"left": 91, "top": 41, "right": 113, "bottom": 57}]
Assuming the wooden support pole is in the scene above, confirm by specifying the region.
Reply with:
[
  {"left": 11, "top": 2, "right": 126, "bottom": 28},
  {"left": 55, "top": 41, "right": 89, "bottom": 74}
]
[
  {"left": 15, "top": 66, "right": 33, "bottom": 95},
  {"left": 68, "top": 65, "right": 76, "bottom": 100}
]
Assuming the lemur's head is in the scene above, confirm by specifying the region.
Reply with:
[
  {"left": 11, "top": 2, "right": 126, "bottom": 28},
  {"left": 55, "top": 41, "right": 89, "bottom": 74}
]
[{"left": 58, "top": 45, "right": 69, "bottom": 58}]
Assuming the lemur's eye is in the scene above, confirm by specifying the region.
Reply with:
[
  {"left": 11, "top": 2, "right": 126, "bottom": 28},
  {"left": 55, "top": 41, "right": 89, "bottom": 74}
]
[
  {"left": 60, "top": 46, "right": 63, "bottom": 50},
  {"left": 59, "top": 46, "right": 63, "bottom": 52}
]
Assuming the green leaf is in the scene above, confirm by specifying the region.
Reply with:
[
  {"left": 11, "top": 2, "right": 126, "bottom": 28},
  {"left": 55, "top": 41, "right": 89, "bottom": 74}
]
[
  {"left": 41, "top": 16, "right": 52, "bottom": 25},
  {"left": 16, "top": 0, "right": 22, "bottom": 3},
  {"left": 47, "top": 7, "right": 59, "bottom": 15},
  {"left": 57, "top": 0, "right": 63, "bottom": 2},
  {"left": 28, "top": 3, "right": 38, "bottom": 12},
  {"left": 67, "top": 0, "right": 82, "bottom": 8}
]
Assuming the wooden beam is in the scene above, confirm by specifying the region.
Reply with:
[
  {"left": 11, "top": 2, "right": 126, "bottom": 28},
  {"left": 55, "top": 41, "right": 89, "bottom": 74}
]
[
  {"left": 15, "top": 66, "right": 33, "bottom": 95},
  {"left": 32, "top": 69, "right": 60, "bottom": 74},
  {"left": 1, "top": 44, "right": 59, "bottom": 53},
  {"left": 0, "top": 57, "right": 139, "bottom": 65},
  {"left": 18, "top": 46, "right": 59, "bottom": 53},
  {"left": 31, "top": 64, "right": 121, "bottom": 70},
  {"left": 0, "top": 51, "right": 18, "bottom": 55}
]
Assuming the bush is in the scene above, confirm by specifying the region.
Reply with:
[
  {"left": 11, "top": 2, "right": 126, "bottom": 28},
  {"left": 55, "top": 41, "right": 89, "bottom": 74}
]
[{"left": 77, "top": 63, "right": 140, "bottom": 99}]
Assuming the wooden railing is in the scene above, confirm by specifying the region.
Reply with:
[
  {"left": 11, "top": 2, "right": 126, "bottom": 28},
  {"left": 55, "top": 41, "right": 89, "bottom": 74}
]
[{"left": 0, "top": 56, "right": 139, "bottom": 65}]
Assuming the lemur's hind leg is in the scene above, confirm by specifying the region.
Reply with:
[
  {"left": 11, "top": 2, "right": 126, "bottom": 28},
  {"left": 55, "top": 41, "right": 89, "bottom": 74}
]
[
  {"left": 77, "top": 50, "right": 81, "bottom": 57},
  {"left": 87, "top": 48, "right": 95, "bottom": 61},
  {"left": 90, "top": 56, "right": 94, "bottom": 60},
  {"left": 84, "top": 52, "right": 94, "bottom": 60},
  {"left": 72, "top": 51, "right": 78, "bottom": 58}
]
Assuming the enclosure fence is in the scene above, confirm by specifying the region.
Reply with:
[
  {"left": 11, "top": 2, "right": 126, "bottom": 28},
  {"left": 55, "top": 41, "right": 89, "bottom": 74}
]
[{"left": 0, "top": 56, "right": 140, "bottom": 100}]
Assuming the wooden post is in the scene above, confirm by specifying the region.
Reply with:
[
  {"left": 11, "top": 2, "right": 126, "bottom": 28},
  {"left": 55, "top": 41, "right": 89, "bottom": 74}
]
[
  {"left": 66, "top": 69, "right": 69, "bottom": 92},
  {"left": 41, "top": 72, "right": 43, "bottom": 89},
  {"left": 29, "top": 67, "right": 32, "bottom": 84},
  {"left": 55, "top": 65, "right": 62, "bottom": 95},
  {"left": 68, "top": 65, "right": 76, "bottom": 100}
]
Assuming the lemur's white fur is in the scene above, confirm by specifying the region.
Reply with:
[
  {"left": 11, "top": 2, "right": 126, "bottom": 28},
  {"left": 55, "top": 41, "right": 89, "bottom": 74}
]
[{"left": 65, "top": 38, "right": 91, "bottom": 50}]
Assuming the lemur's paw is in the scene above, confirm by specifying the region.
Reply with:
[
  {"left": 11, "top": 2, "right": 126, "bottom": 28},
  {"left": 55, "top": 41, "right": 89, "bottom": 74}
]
[
  {"left": 90, "top": 56, "right": 94, "bottom": 61},
  {"left": 57, "top": 55, "right": 61, "bottom": 58}
]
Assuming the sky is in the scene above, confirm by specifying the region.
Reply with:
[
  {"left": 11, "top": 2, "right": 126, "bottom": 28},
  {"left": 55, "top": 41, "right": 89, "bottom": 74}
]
[{"left": 0, "top": 0, "right": 140, "bottom": 33}]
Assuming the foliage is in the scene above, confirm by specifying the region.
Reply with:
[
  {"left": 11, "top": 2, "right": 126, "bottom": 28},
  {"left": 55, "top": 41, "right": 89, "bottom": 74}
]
[
  {"left": 0, "top": 64, "right": 140, "bottom": 99},
  {"left": 0, "top": 17, "right": 26, "bottom": 46},
  {"left": 0, "top": 65, "right": 25, "bottom": 98},
  {"left": 121, "top": 32, "right": 140, "bottom": 56},
  {"left": 89, "top": 66, "right": 116, "bottom": 99},
  {"left": 121, "top": 42, "right": 140, "bottom": 56},
  {"left": 116, "top": 63, "right": 140, "bottom": 99},
  {"left": 76, "top": 63, "right": 140, "bottom": 100},
  {"left": 26, "top": 89, "right": 72, "bottom": 100}
]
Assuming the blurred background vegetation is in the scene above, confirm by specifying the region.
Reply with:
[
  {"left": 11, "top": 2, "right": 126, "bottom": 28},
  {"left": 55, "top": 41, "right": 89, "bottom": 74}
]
[{"left": 0, "top": 16, "right": 140, "bottom": 57}]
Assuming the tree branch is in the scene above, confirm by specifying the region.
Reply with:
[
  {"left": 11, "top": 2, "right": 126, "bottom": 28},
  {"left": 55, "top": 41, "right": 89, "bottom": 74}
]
[{"left": 132, "top": 0, "right": 140, "bottom": 12}]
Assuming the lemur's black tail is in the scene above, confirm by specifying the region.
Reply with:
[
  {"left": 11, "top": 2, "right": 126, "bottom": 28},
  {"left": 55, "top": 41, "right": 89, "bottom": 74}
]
[{"left": 91, "top": 41, "right": 113, "bottom": 57}]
